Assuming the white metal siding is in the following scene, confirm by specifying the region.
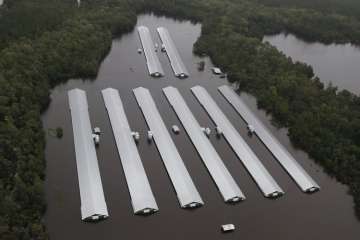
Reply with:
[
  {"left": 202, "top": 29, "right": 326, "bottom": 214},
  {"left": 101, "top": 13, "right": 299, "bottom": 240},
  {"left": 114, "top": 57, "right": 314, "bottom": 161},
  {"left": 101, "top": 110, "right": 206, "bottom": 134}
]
[
  {"left": 218, "top": 85, "right": 320, "bottom": 192},
  {"left": 157, "top": 27, "right": 189, "bottom": 77},
  {"left": 191, "top": 86, "right": 284, "bottom": 198},
  {"left": 133, "top": 87, "right": 203, "bottom": 208},
  {"left": 68, "top": 89, "right": 109, "bottom": 221},
  {"left": 102, "top": 88, "right": 159, "bottom": 214},
  {"left": 163, "top": 86, "right": 245, "bottom": 202},
  {"left": 138, "top": 26, "right": 164, "bottom": 77}
]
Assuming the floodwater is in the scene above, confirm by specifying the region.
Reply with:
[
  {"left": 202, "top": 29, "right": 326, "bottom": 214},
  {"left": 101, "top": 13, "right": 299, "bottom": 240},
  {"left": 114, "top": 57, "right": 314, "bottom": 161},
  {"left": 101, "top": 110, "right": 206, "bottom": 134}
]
[
  {"left": 264, "top": 33, "right": 360, "bottom": 95},
  {"left": 42, "top": 14, "right": 360, "bottom": 240}
]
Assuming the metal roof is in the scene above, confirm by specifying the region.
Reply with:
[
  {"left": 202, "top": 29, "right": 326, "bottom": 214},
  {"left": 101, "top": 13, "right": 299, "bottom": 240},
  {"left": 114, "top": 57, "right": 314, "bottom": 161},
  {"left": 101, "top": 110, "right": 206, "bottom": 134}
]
[
  {"left": 191, "top": 86, "right": 284, "bottom": 198},
  {"left": 101, "top": 88, "right": 159, "bottom": 214},
  {"left": 137, "top": 26, "right": 164, "bottom": 77},
  {"left": 157, "top": 27, "right": 189, "bottom": 78},
  {"left": 133, "top": 87, "right": 203, "bottom": 208},
  {"left": 163, "top": 86, "right": 245, "bottom": 202},
  {"left": 218, "top": 85, "right": 320, "bottom": 193},
  {"left": 68, "top": 89, "right": 109, "bottom": 221}
]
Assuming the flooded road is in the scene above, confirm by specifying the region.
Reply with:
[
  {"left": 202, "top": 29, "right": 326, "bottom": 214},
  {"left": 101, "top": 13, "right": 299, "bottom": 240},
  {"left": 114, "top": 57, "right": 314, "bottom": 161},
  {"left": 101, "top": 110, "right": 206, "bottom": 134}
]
[
  {"left": 42, "top": 14, "right": 360, "bottom": 240},
  {"left": 264, "top": 33, "right": 360, "bottom": 95}
]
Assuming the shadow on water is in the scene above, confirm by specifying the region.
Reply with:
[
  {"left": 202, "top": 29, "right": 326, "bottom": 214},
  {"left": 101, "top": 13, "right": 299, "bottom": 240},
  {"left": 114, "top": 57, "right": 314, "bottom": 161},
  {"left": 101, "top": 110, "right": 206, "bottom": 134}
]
[{"left": 42, "top": 14, "right": 360, "bottom": 240}]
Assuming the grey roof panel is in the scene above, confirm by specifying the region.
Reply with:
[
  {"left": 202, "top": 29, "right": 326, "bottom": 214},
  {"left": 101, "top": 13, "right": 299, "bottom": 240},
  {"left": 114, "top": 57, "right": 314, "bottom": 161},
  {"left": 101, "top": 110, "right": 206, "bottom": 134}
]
[
  {"left": 68, "top": 89, "right": 109, "bottom": 221},
  {"left": 133, "top": 87, "right": 203, "bottom": 208},
  {"left": 163, "top": 86, "right": 245, "bottom": 202},
  {"left": 218, "top": 85, "right": 320, "bottom": 192},
  {"left": 138, "top": 26, "right": 164, "bottom": 77},
  {"left": 191, "top": 86, "right": 284, "bottom": 198},
  {"left": 102, "top": 88, "right": 159, "bottom": 214},
  {"left": 157, "top": 27, "right": 189, "bottom": 78}
]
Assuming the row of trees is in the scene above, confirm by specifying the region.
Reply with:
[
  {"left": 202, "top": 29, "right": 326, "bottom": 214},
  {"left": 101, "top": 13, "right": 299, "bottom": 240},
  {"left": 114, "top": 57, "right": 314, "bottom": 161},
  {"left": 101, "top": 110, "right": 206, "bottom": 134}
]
[
  {"left": 257, "top": 0, "right": 360, "bottom": 19},
  {"left": 135, "top": 0, "right": 360, "bottom": 218},
  {"left": 0, "top": 0, "right": 136, "bottom": 239},
  {"left": 1, "top": 0, "right": 360, "bottom": 239}
]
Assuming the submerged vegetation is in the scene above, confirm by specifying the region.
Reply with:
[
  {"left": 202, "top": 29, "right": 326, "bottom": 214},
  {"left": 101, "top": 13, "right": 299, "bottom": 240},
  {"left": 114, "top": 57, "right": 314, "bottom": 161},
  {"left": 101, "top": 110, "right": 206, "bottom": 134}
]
[{"left": 0, "top": 0, "right": 360, "bottom": 238}]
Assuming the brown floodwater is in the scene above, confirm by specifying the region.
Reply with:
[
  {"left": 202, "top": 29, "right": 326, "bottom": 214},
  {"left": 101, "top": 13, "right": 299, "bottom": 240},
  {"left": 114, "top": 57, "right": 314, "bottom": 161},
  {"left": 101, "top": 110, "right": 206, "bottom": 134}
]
[{"left": 42, "top": 14, "right": 360, "bottom": 240}]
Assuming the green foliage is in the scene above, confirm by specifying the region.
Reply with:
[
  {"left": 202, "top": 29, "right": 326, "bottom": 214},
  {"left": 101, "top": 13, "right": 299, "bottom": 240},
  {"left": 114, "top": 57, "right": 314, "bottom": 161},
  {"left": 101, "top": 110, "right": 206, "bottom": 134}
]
[
  {"left": 257, "top": 0, "right": 360, "bottom": 19},
  {"left": 0, "top": 0, "right": 136, "bottom": 238},
  {"left": 135, "top": 0, "right": 360, "bottom": 219},
  {"left": 55, "top": 127, "right": 63, "bottom": 138},
  {"left": 1, "top": 0, "right": 360, "bottom": 239}
]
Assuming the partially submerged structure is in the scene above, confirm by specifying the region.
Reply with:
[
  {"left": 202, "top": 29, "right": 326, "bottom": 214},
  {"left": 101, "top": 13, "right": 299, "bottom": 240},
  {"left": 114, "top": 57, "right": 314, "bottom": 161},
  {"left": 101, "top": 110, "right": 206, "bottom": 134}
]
[
  {"left": 102, "top": 88, "right": 159, "bottom": 215},
  {"left": 68, "top": 89, "right": 109, "bottom": 221},
  {"left": 133, "top": 87, "right": 203, "bottom": 208},
  {"left": 157, "top": 27, "right": 189, "bottom": 78},
  {"left": 221, "top": 224, "right": 235, "bottom": 232},
  {"left": 163, "top": 86, "right": 245, "bottom": 203},
  {"left": 212, "top": 67, "right": 222, "bottom": 75},
  {"left": 191, "top": 86, "right": 284, "bottom": 198},
  {"left": 137, "top": 26, "right": 164, "bottom": 77},
  {"left": 218, "top": 85, "right": 320, "bottom": 193}
]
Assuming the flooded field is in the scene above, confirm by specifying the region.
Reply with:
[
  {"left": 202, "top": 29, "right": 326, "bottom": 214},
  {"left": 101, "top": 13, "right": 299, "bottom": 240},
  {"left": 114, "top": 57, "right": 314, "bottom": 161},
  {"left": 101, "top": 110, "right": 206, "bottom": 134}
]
[{"left": 42, "top": 14, "right": 360, "bottom": 240}]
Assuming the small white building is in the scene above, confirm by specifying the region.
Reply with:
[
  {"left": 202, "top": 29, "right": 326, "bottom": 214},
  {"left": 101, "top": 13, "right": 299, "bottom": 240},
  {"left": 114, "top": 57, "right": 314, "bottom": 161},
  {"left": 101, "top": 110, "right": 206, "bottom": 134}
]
[
  {"left": 92, "top": 134, "right": 100, "bottom": 145},
  {"left": 172, "top": 125, "right": 180, "bottom": 134},
  {"left": 132, "top": 131, "right": 140, "bottom": 142},
  {"left": 212, "top": 67, "right": 222, "bottom": 75},
  {"left": 221, "top": 224, "right": 235, "bottom": 232},
  {"left": 215, "top": 126, "right": 222, "bottom": 136},
  {"left": 93, "top": 127, "right": 101, "bottom": 135},
  {"left": 247, "top": 124, "right": 255, "bottom": 134},
  {"left": 201, "top": 127, "right": 211, "bottom": 137},
  {"left": 147, "top": 131, "right": 153, "bottom": 141}
]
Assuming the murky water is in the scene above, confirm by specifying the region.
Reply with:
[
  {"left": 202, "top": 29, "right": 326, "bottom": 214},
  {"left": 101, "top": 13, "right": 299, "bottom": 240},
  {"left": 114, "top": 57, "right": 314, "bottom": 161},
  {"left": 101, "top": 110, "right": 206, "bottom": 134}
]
[
  {"left": 264, "top": 33, "right": 360, "bottom": 95},
  {"left": 42, "top": 14, "right": 360, "bottom": 240}
]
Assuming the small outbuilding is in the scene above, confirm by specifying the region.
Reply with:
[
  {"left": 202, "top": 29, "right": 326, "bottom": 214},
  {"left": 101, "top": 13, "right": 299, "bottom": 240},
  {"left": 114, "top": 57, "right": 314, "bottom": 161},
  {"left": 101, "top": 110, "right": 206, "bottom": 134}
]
[
  {"left": 172, "top": 125, "right": 180, "bottom": 134},
  {"left": 147, "top": 131, "right": 154, "bottom": 141},
  {"left": 132, "top": 131, "right": 140, "bottom": 142},
  {"left": 93, "top": 127, "right": 101, "bottom": 135},
  {"left": 221, "top": 224, "right": 235, "bottom": 232},
  {"left": 92, "top": 134, "right": 100, "bottom": 145},
  {"left": 201, "top": 127, "right": 211, "bottom": 137},
  {"left": 161, "top": 44, "right": 166, "bottom": 52},
  {"left": 247, "top": 124, "right": 255, "bottom": 134},
  {"left": 212, "top": 67, "right": 222, "bottom": 75},
  {"left": 215, "top": 126, "right": 222, "bottom": 136}
]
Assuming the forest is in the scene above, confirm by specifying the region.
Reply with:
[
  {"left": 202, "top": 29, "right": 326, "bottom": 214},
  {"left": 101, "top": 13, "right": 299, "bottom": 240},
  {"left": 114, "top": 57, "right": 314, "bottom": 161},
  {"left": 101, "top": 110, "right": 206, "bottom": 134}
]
[{"left": 0, "top": 0, "right": 360, "bottom": 239}]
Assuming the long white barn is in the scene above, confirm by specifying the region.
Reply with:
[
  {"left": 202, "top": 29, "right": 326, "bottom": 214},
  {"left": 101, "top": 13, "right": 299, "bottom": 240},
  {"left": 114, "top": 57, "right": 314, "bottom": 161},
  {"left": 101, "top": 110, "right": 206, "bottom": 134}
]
[
  {"left": 138, "top": 26, "right": 164, "bottom": 77},
  {"left": 218, "top": 85, "right": 320, "bottom": 193},
  {"left": 68, "top": 89, "right": 109, "bottom": 221},
  {"left": 133, "top": 87, "right": 203, "bottom": 208},
  {"left": 191, "top": 86, "right": 284, "bottom": 198},
  {"left": 157, "top": 27, "right": 189, "bottom": 78},
  {"left": 102, "top": 88, "right": 159, "bottom": 215},
  {"left": 163, "top": 86, "right": 245, "bottom": 203}
]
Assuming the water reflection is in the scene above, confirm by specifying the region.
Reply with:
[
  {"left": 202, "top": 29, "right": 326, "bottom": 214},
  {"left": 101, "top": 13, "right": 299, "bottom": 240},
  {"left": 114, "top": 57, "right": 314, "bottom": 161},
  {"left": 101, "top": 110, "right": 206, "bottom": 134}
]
[
  {"left": 42, "top": 14, "right": 360, "bottom": 240},
  {"left": 264, "top": 33, "right": 360, "bottom": 95}
]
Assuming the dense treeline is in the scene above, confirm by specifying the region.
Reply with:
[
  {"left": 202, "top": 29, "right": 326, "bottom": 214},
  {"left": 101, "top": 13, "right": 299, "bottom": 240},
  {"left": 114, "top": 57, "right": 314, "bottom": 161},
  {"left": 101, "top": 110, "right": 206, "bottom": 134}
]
[
  {"left": 0, "top": 0, "right": 136, "bottom": 239},
  {"left": 0, "top": 0, "right": 77, "bottom": 50},
  {"left": 257, "top": 0, "right": 360, "bottom": 19},
  {"left": 1, "top": 0, "right": 360, "bottom": 239},
  {"left": 135, "top": 0, "right": 360, "bottom": 219}
]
